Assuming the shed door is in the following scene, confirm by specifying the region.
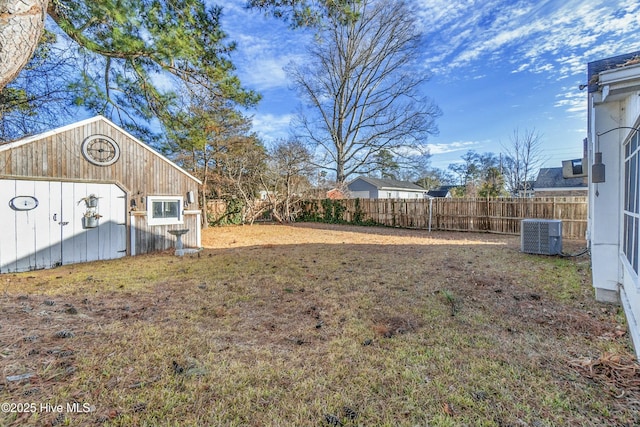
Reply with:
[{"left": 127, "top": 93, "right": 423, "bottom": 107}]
[{"left": 0, "top": 180, "right": 127, "bottom": 273}]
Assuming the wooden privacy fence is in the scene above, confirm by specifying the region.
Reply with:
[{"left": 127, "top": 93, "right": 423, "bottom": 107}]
[{"left": 300, "top": 197, "right": 588, "bottom": 240}]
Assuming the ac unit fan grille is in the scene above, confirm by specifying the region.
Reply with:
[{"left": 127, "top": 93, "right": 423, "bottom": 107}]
[{"left": 521, "top": 220, "right": 562, "bottom": 255}]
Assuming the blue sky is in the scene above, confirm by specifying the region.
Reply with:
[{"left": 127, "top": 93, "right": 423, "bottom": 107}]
[{"left": 219, "top": 0, "right": 640, "bottom": 171}]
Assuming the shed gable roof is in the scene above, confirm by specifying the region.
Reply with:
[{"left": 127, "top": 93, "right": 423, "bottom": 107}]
[
  {"left": 0, "top": 115, "right": 202, "bottom": 185},
  {"left": 349, "top": 176, "right": 425, "bottom": 191}
]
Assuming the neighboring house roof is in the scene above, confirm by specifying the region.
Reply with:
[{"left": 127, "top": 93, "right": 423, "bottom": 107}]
[
  {"left": 534, "top": 167, "right": 587, "bottom": 190},
  {"left": 348, "top": 176, "right": 426, "bottom": 191},
  {"left": 427, "top": 189, "right": 450, "bottom": 197}
]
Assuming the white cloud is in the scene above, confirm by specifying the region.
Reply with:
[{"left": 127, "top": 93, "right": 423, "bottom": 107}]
[
  {"left": 419, "top": 0, "right": 640, "bottom": 80},
  {"left": 239, "top": 56, "right": 289, "bottom": 91},
  {"left": 221, "top": 3, "right": 313, "bottom": 93},
  {"left": 250, "top": 113, "right": 294, "bottom": 141},
  {"left": 554, "top": 89, "right": 587, "bottom": 114},
  {"left": 426, "top": 140, "right": 479, "bottom": 155}
]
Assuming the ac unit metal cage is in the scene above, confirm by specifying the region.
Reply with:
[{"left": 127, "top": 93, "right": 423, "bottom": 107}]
[{"left": 521, "top": 219, "right": 562, "bottom": 255}]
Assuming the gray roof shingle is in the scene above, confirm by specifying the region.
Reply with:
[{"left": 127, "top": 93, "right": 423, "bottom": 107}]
[{"left": 535, "top": 167, "right": 587, "bottom": 189}]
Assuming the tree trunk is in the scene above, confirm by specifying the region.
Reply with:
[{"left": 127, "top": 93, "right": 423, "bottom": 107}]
[
  {"left": 336, "top": 157, "right": 345, "bottom": 185},
  {"left": 0, "top": 0, "right": 47, "bottom": 91}
]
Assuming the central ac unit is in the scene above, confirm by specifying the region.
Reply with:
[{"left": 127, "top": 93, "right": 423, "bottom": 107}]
[{"left": 521, "top": 219, "right": 562, "bottom": 255}]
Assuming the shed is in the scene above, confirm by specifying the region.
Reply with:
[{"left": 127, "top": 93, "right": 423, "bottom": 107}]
[
  {"left": 0, "top": 116, "right": 202, "bottom": 273},
  {"left": 347, "top": 176, "right": 427, "bottom": 199},
  {"left": 534, "top": 167, "right": 587, "bottom": 197}
]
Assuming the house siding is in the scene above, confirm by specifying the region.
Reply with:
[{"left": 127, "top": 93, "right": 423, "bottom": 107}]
[
  {"left": 535, "top": 189, "right": 588, "bottom": 197},
  {"left": 347, "top": 179, "right": 376, "bottom": 198},
  {"left": 346, "top": 177, "right": 426, "bottom": 199},
  {"left": 588, "top": 57, "right": 640, "bottom": 358}
]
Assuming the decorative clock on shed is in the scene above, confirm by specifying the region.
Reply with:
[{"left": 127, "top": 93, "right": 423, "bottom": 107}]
[{"left": 81, "top": 135, "right": 120, "bottom": 166}]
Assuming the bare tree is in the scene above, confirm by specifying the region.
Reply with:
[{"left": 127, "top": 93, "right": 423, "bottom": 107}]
[
  {"left": 502, "top": 128, "right": 546, "bottom": 196},
  {"left": 261, "top": 139, "right": 315, "bottom": 222},
  {"left": 288, "top": 0, "right": 440, "bottom": 184},
  {"left": 218, "top": 135, "right": 268, "bottom": 224},
  {"left": 414, "top": 167, "right": 454, "bottom": 191}
]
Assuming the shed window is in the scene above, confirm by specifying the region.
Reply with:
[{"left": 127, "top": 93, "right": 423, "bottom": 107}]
[
  {"left": 147, "top": 196, "right": 183, "bottom": 226},
  {"left": 623, "top": 131, "right": 640, "bottom": 276}
]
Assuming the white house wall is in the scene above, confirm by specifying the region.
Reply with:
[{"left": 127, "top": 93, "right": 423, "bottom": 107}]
[
  {"left": 359, "top": 190, "right": 424, "bottom": 199},
  {"left": 398, "top": 191, "right": 424, "bottom": 199},
  {"left": 349, "top": 190, "right": 371, "bottom": 199},
  {"left": 589, "top": 63, "right": 640, "bottom": 359},
  {"left": 346, "top": 177, "right": 427, "bottom": 199},
  {"left": 589, "top": 100, "right": 626, "bottom": 299}
]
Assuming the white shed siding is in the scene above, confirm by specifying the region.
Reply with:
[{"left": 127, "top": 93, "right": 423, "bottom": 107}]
[{"left": 0, "top": 179, "right": 126, "bottom": 273}]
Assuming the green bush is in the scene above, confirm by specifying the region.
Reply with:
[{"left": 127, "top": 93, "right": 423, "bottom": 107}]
[
  {"left": 210, "top": 197, "right": 244, "bottom": 226},
  {"left": 296, "top": 198, "right": 378, "bottom": 226}
]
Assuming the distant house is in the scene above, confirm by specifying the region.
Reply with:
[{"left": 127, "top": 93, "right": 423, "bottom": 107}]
[
  {"left": 586, "top": 50, "right": 640, "bottom": 359},
  {"left": 326, "top": 188, "right": 346, "bottom": 199},
  {"left": 534, "top": 167, "right": 587, "bottom": 197},
  {"left": 426, "top": 186, "right": 453, "bottom": 198},
  {"left": 515, "top": 181, "right": 536, "bottom": 197},
  {"left": 347, "top": 176, "right": 427, "bottom": 199}
]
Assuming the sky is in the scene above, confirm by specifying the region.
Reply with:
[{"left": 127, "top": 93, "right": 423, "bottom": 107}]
[{"left": 218, "top": 0, "right": 640, "bottom": 173}]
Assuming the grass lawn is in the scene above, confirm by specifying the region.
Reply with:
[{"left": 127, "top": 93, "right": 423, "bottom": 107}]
[{"left": 1, "top": 223, "right": 639, "bottom": 426}]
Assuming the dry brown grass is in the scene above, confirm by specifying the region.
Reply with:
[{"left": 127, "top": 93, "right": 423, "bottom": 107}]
[{"left": 1, "top": 223, "right": 638, "bottom": 426}]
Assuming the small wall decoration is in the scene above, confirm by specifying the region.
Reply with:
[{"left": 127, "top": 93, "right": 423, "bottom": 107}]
[
  {"left": 83, "top": 212, "right": 102, "bottom": 228},
  {"left": 81, "top": 134, "right": 120, "bottom": 166},
  {"left": 79, "top": 194, "right": 100, "bottom": 208},
  {"left": 9, "top": 196, "right": 39, "bottom": 211},
  {"left": 79, "top": 194, "right": 101, "bottom": 228}
]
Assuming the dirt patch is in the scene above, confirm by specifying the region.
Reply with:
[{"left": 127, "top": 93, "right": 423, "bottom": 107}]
[{"left": 372, "top": 315, "right": 420, "bottom": 338}]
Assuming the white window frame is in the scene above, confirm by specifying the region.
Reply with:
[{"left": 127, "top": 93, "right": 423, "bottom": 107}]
[
  {"left": 622, "top": 131, "right": 640, "bottom": 279},
  {"left": 147, "top": 196, "right": 184, "bottom": 226}
]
